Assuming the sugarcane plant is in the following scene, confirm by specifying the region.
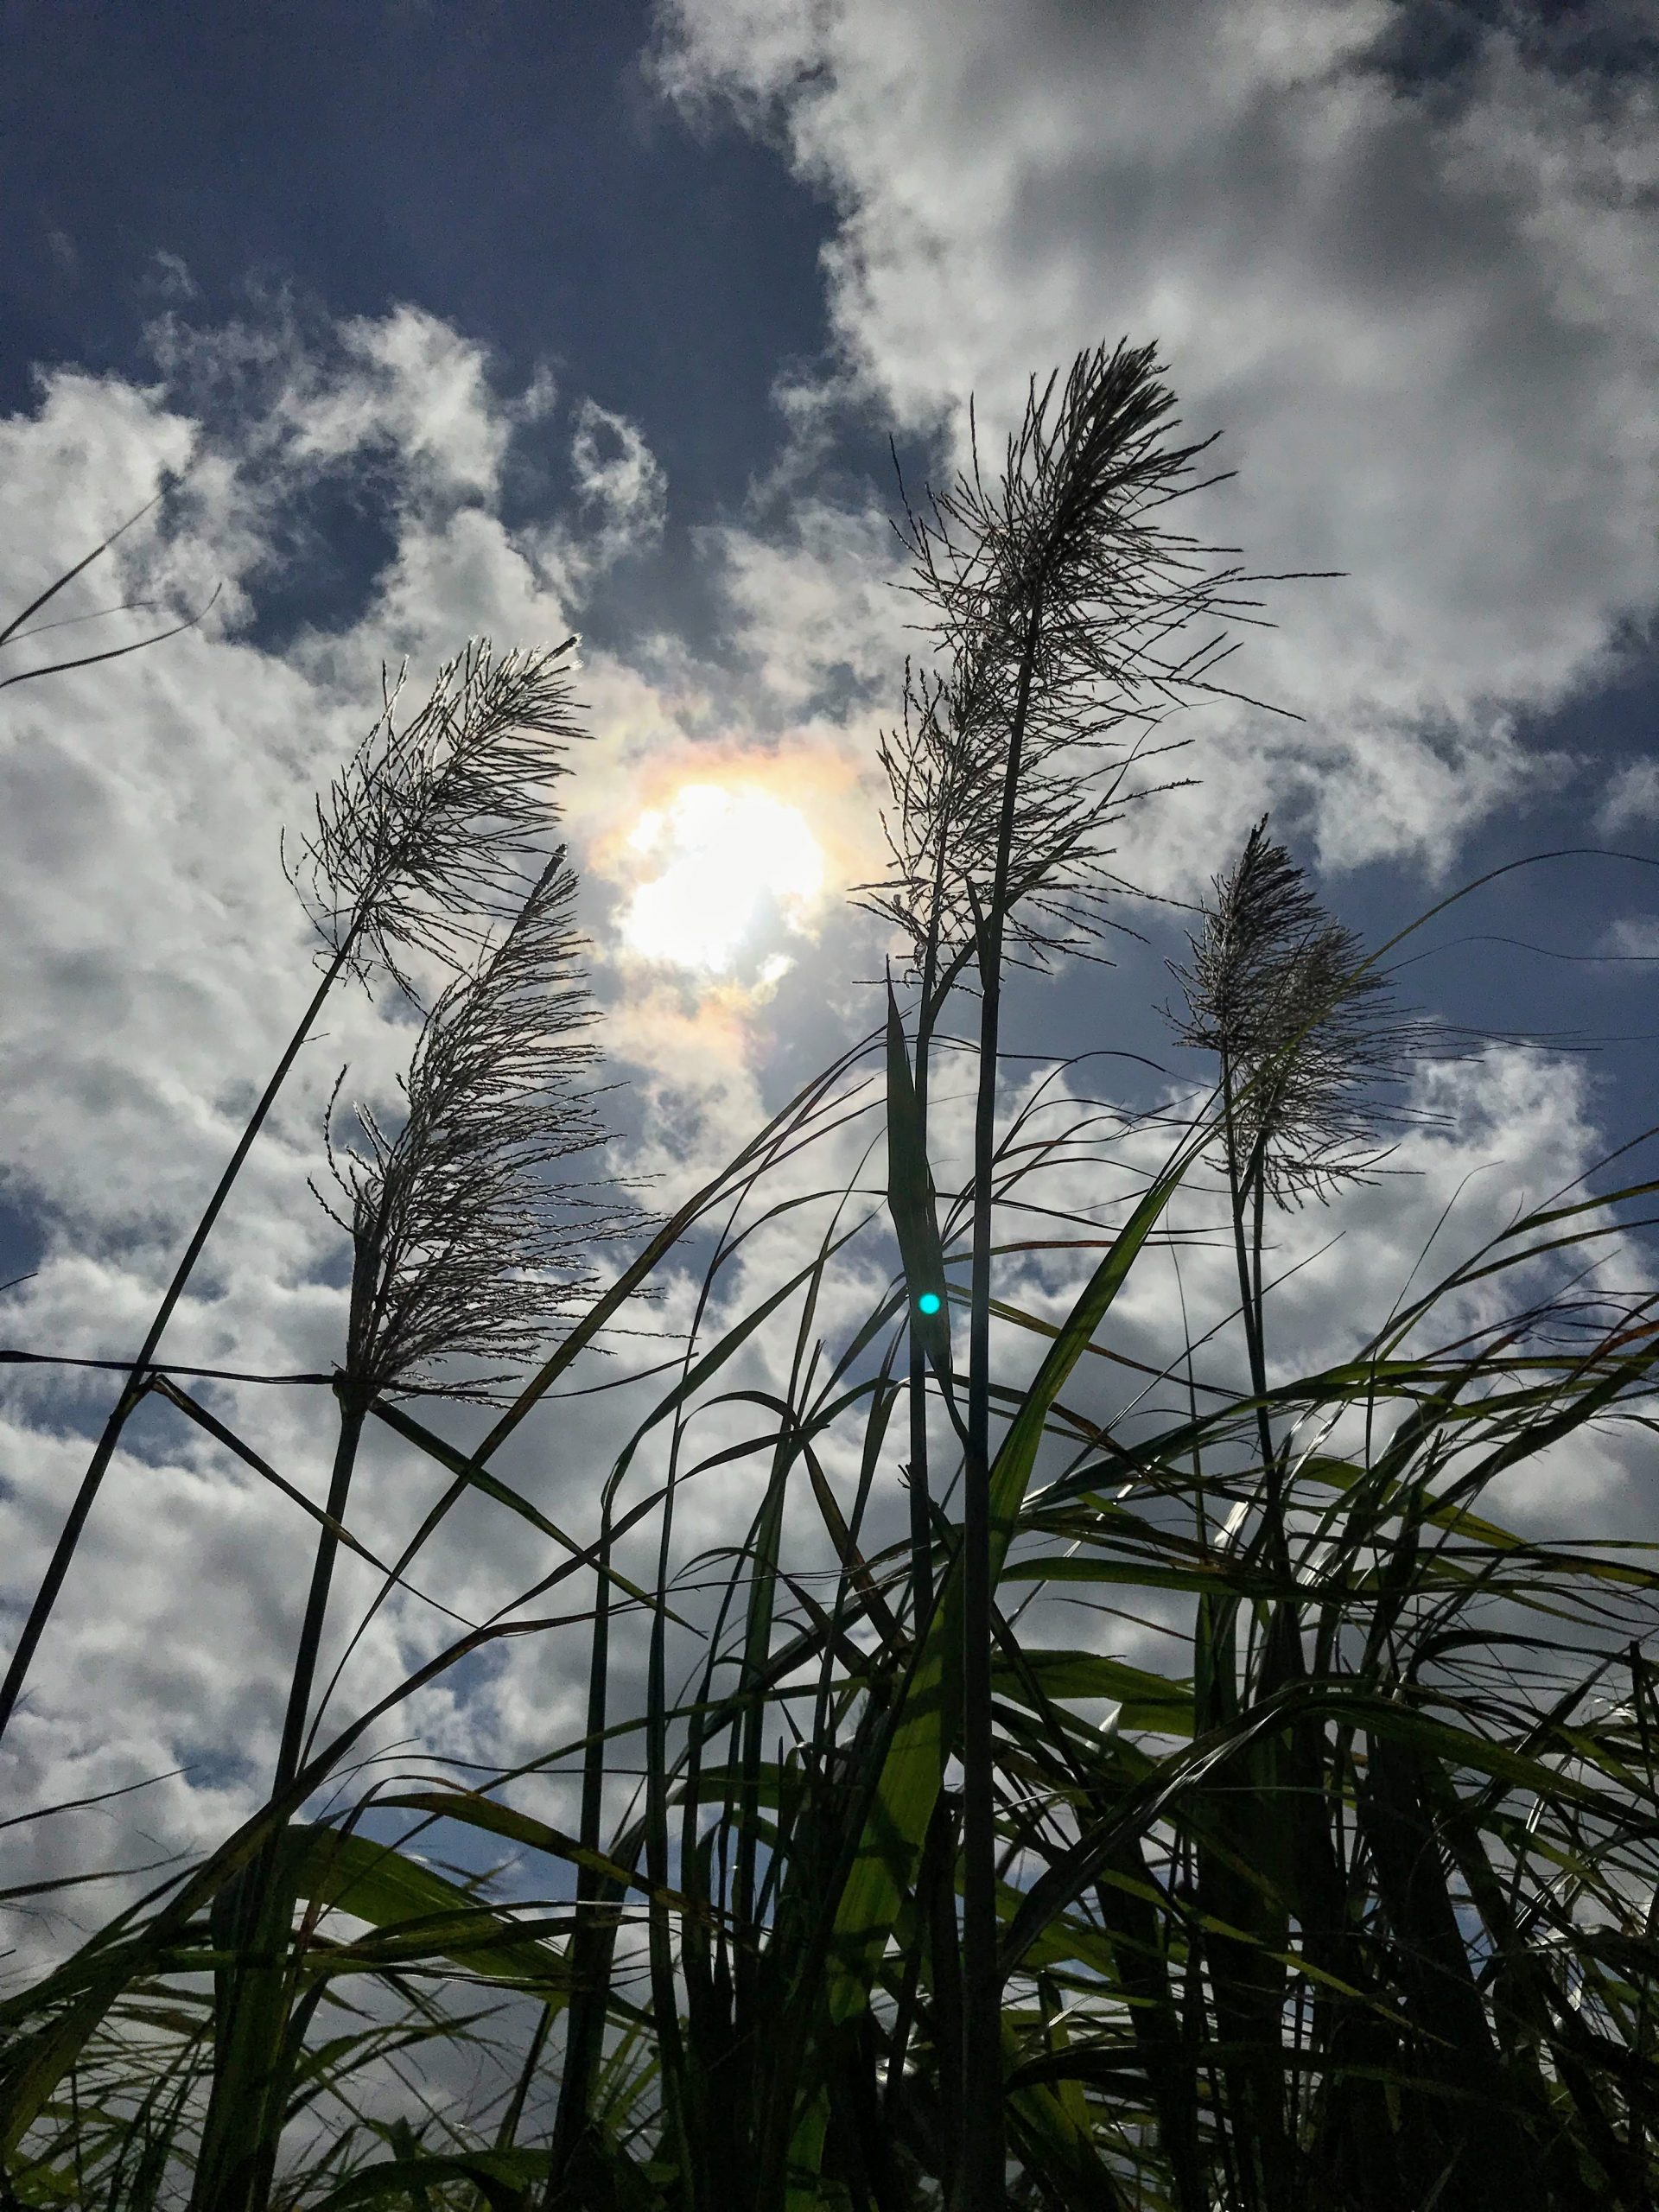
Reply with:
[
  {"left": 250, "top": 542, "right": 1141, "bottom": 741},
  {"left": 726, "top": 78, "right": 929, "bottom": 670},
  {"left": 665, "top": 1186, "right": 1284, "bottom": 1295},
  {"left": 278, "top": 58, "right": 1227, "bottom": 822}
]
[
  {"left": 0, "top": 634, "right": 592, "bottom": 1748},
  {"left": 856, "top": 338, "right": 1327, "bottom": 2212},
  {"left": 3, "top": 343, "right": 1659, "bottom": 2212}
]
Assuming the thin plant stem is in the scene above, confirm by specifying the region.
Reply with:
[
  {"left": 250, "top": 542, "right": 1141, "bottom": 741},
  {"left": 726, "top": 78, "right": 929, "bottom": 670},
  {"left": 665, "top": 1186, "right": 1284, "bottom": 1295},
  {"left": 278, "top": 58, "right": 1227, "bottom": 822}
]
[
  {"left": 543, "top": 1517, "right": 616, "bottom": 2208},
  {"left": 0, "top": 489, "right": 221, "bottom": 692},
  {"left": 272, "top": 1391, "right": 370, "bottom": 1803},
  {"left": 908, "top": 926, "right": 943, "bottom": 1624},
  {"left": 187, "top": 1387, "right": 368, "bottom": 2212},
  {"left": 959, "top": 593, "right": 1042, "bottom": 2212},
  {"left": 1220, "top": 1051, "right": 1281, "bottom": 1519}
]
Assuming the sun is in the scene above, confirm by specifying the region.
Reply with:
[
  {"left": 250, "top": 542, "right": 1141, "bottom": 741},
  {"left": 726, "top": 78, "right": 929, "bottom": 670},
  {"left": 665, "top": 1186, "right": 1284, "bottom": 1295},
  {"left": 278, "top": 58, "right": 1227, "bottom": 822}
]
[{"left": 617, "top": 782, "right": 828, "bottom": 976}]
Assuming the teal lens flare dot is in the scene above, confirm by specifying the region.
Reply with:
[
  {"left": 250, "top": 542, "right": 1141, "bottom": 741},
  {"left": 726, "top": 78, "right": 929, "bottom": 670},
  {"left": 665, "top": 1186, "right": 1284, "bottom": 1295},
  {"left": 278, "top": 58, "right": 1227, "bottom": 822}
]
[{"left": 916, "top": 1292, "right": 943, "bottom": 1316}]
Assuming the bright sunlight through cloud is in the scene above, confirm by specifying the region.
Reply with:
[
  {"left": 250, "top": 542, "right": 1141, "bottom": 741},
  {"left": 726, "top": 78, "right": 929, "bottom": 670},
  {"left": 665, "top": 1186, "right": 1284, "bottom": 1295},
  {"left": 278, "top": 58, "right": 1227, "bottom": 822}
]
[{"left": 618, "top": 783, "right": 827, "bottom": 974}]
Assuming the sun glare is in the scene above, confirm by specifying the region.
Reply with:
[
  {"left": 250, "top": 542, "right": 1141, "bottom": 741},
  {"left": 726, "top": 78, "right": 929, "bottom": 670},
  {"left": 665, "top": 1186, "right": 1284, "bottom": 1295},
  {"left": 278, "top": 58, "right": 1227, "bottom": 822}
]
[{"left": 618, "top": 782, "right": 828, "bottom": 975}]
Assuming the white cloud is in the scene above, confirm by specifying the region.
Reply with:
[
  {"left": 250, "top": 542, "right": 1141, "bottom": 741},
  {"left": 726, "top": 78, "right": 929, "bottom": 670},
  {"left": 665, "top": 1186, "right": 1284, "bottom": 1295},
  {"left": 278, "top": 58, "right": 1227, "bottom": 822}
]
[
  {"left": 654, "top": 0, "right": 1659, "bottom": 876},
  {"left": 701, "top": 493, "right": 911, "bottom": 713},
  {"left": 1599, "top": 912, "right": 1659, "bottom": 957},
  {"left": 526, "top": 398, "right": 669, "bottom": 609},
  {"left": 1599, "top": 755, "right": 1659, "bottom": 832},
  {"left": 149, "top": 296, "right": 545, "bottom": 510}
]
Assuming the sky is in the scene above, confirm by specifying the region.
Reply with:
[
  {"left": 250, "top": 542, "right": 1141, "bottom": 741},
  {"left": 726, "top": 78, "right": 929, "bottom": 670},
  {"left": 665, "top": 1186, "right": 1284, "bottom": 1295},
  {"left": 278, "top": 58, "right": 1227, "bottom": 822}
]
[{"left": 3, "top": 0, "right": 1659, "bottom": 1997}]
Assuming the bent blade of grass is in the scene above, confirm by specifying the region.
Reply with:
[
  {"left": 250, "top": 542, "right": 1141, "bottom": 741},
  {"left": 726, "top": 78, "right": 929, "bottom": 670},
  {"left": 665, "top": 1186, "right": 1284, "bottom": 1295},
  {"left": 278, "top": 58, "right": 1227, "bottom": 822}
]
[
  {"left": 285, "top": 1822, "right": 577, "bottom": 1994},
  {"left": 368, "top": 1395, "right": 683, "bottom": 1625},
  {"left": 377, "top": 1788, "right": 714, "bottom": 1931}
]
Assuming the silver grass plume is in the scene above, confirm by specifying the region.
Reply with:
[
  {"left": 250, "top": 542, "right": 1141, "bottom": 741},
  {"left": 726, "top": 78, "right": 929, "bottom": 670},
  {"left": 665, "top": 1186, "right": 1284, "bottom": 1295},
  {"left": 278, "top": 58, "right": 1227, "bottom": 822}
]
[
  {"left": 316, "top": 849, "right": 638, "bottom": 1402},
  {"left": 1167, "top": 818, "right": 1440, "bottom": 1205},
  {"left": 289, "top": 635, "right": 586, "bottom": 997},
  {"left": 856, "top": 340, "right": 1305, "bottom": 996}
]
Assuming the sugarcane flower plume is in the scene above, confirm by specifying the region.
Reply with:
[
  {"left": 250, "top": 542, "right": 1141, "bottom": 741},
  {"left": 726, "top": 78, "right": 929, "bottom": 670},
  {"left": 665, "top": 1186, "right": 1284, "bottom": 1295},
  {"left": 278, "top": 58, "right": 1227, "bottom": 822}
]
[
  {"left": 315, "top": 848, "right": 639, "bottom": 1401},
  {"left": 857, "top": 340, "right": 1285, "bottom": 995},
  {"left": 289, "top": 636, "right": 587, "bottom": 999},
  {"left": 1166, "top": 818, "right": 1440, "bottom": 1205}
]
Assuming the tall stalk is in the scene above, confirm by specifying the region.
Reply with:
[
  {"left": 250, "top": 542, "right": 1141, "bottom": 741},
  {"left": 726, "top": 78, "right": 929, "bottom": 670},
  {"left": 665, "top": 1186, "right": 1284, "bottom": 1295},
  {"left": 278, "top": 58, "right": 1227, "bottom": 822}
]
[
  {"left": 188, "top": 1389, "right": 375, "bottom": 2208},
  {"left": 271, "top": 1389, "right": 371, "bottom": 1803},
  {"left": 543, "top": 1504, "right": 614, "bottom": 2208},
  {"left": 906, "top": 899, "right": 944, "bottom": 1625},
  {"left": 1167, "top": 817, "right": 1440, "bottom": 1554},
  {"left": 862, "top": 339, "right": 1287, "bottom": 2212},
  {"left": 187, "top": 721, "right": 626, "bottom": 2212},
  {"left": 1219, "top": 1046, "right": 1282, "bottom": 1531},
  {"left": 959, "top": 595, "right": 1043, "bottom": 2211}
]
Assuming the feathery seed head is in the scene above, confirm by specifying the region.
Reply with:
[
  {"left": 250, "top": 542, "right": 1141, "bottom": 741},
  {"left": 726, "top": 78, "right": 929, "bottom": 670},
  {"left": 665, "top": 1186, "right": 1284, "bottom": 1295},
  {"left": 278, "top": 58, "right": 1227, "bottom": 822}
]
[
  {"left": 856, "top": 340, "right": 1282, "bottom": 995},
  {"left": 291, "top": 635, "right": 586, "bottom": 999},
  {"left": 316, "top": 846, "right": 642, "bottom": 1401},
  {"left": 1166, "top": 818, "right": 1441, "bottom": 1205}
]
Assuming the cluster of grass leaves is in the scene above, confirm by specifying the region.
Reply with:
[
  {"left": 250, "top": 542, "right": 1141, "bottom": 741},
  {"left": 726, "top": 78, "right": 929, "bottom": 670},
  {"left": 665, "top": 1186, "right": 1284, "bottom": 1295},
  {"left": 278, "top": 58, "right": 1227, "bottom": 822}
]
[{"left": 3, "top": 351, "right": 1658, "bottom": 2212}]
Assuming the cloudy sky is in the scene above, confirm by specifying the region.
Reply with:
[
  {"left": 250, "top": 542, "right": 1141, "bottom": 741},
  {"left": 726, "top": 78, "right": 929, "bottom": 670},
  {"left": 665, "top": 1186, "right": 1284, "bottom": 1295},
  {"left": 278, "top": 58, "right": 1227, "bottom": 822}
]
[{"left": 3, "top": 0, "right": 1658, "bottom": 1953}]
